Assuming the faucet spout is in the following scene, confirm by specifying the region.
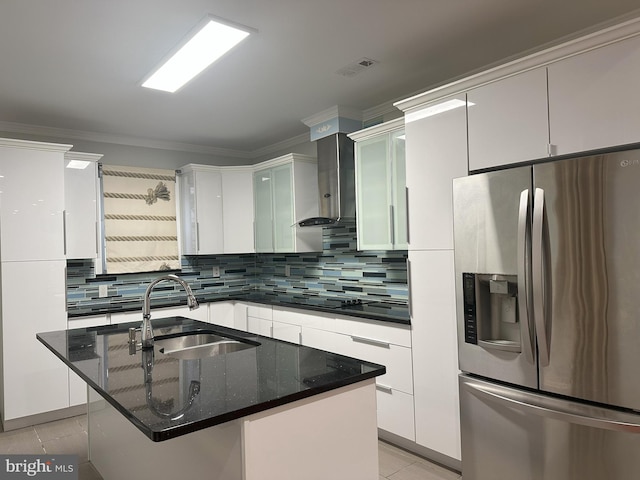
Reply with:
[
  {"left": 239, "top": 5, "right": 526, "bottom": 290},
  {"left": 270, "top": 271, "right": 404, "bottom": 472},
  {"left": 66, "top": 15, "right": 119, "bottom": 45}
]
[{"left": 141, "top": 274, "right": 199, "bottom": 349}]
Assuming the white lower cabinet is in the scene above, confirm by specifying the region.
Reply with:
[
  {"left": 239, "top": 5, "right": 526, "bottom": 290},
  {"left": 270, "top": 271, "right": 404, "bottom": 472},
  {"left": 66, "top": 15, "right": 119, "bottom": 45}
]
[
  {"left": 272, "top": 320, "right": 302, "bottom": 343},
  {"left": 110, "top": 303, "right": 209, "bottom": 326},
  {"left": 68, "top": 314, "right": 108, "bottom": 407},
  {"left": 243, "top": 303, "right": 273, "bottom": 337},
  {"left": 208, "top": 302, "right": 235, "bottom": 328},
  {"left": 1, "top": 260, "right": 69, "bottom": 424},
  {"left": 278, "top": 307, "right": 415, "bottom": 441}
]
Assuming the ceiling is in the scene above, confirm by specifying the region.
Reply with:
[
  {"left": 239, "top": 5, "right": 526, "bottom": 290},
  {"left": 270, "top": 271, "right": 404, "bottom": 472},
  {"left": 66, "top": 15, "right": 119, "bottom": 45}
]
[{"left": 2, "top": 1, "right": 640, "bottom": 157}]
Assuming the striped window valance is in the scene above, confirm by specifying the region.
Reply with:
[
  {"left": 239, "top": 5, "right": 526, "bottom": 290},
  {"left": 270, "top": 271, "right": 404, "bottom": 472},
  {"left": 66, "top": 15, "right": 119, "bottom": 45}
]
[{"left": 102, "top": 165, "right": 180, "bottom": 274}]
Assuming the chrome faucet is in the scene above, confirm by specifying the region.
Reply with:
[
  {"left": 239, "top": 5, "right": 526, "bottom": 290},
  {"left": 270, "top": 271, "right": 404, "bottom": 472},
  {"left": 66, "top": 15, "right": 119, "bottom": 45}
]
[{"left": 140, "top": 274, "right": 199, "bottom": 349}]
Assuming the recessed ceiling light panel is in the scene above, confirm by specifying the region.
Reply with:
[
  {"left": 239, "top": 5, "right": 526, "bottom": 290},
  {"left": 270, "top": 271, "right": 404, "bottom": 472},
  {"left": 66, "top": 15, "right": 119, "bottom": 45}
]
[{"left": 142, "top": 14, "right": 254, "bottom": 93}]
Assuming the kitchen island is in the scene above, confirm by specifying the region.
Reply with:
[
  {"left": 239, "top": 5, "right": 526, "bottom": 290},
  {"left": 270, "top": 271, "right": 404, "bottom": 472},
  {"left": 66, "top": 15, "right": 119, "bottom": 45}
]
[{"left": 37, "top": 317, "right": 385, "bottom": 480}]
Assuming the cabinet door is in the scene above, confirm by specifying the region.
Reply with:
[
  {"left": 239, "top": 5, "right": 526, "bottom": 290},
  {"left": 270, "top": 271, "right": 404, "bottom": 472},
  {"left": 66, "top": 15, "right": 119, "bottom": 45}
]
[
  {"left": 178, "top": 170, "right": 198, "bottom": 254},
  {"left": 2, "top": 260, "right": 69, "bottom": 420},
  {"left": 253, "top": 169, "right": 274, "bottom": 252},
  {"left": 65, "top": 160, "right": 99, "bottom": 259},
  {"left": 548, "top": 35, "right": 640, "bottom": 156},
  {"left": 356, "top": 135, "right": 393, "bottom": 250},
  {"left": 391, "top": 130, "right": 408, "bottom": 248},
  {"left": 0, "top": 147, "right": 65, "bottom": 261},
  {"left": 408, "top": 250, "right": 461, "bottom": 460},
  {"left": 405, "top": 94, "right": 468, "bottom": 251},
  {"left": 272, "top": 320, "right": 302, "bottom": 344},
  {"left": 221, "top": 169, "right": 255, "bottom": 254},
  {"left": 194, "top": 169, "right": 223, "bottom": 254},
  {"left": 272, "top": 164, "right": 294, "bottom": 252},
  {"left": 208, "top": 302, "right": 234, "bottom": 327},
  {"left": 468, "top": 68, "right": 549, "bottom": 170}
]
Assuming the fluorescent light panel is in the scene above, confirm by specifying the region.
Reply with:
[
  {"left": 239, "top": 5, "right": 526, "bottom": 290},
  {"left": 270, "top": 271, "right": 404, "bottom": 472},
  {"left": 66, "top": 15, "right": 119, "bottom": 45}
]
[
  {"left": 66, "top": 160, "right": 91, "bottom": 169},
  {"left": 406, "top": 99, "right": 475, "bottom": 123},
  {"left": 142, "top": 16, "right": 251, "bottom": 93}
]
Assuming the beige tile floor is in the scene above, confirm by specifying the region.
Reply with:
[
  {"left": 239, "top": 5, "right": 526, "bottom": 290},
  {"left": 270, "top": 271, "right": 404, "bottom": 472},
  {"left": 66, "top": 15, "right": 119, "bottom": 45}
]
[{"left": 0, "top": 415, "right": 461, "bottom": 480}]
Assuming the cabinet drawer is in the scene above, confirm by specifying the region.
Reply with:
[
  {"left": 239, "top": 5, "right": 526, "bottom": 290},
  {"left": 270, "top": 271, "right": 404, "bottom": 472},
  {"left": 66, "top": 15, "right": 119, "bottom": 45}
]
[
  {"left": 334, "top": 314, "right": 411, "bottom": 347},
  {"left": 272, "top": 320, "right": 302, "bottom": 344},
  {"left": 247, "top": 317, "right": 273, "bottom": 337},
  {"left": 301, "top": 326, "right": 413, "bottom": 394},
  {"left": 376, "top": 387, "right": 415, "bottom": 441},
  {"left": 348, "top": 337, "right": 413, "bottom": 394},
  {"left": 247, "top": 304, "right": 273, "bottom": 320},
  {"left": 272, "top": 307, "right": 336, "bottom": 331}
]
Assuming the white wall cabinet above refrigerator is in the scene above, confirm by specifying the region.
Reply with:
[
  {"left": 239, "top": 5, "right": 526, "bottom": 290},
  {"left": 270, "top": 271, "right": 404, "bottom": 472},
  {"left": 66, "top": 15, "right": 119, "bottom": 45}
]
[
  {"left": 548, "top": 33, "right": 640, "bottom": 156},
  {"left": 177, "top": 164, "right": 224, "bottom": 255},
  {"left": 64, "top": 151, "right": 102, "bottom": 260},
  {"left": 467, "top": 67, "right": 550, "bottom": 171},
  {"left": 253, "top": 154, "right": 322, "bottom": 253},
  {"left": 0, "top": 138, "right": 71, "bottom": 262},
  {"left": 350, "top": 118, "right": 407, "bottom": 250}
]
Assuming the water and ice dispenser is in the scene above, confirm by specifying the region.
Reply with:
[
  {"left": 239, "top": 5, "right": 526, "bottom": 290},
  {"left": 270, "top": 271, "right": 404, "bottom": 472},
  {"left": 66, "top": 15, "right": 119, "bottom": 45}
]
[{"left": 462, "top": 273, "right": 521, "bottom": 353}]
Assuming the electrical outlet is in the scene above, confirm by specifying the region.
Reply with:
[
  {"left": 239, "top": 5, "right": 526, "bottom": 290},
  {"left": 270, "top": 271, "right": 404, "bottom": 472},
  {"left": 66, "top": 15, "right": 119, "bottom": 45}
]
[
  {"left": 212, "top": 266, "right": 220, "bottom": 278},
  {"left": 99, "top": 285, "right": 109, "bottom": 298},
  {"left": 285, "top": 265, "right": 291, "bottom": 277}
]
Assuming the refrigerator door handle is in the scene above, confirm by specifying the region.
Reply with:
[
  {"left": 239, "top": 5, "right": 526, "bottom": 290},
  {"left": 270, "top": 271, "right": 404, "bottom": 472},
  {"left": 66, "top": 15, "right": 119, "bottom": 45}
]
[
  {"left": 463, "top": 376, "right": 640, "bottom": 433},
  {"left": 532, "top": 188, "right": 552, "bottom": 367},
  {"left": 517, "top": 189, "right": 535, "bottom": 364}
]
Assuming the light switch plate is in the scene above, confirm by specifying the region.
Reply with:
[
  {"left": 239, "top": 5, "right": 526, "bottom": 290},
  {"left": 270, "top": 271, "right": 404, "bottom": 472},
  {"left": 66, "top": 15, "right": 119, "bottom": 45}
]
[
  {"left": 212, "top": 266, "right": 220, "bottom": 278},
  {"left": 285, "top": 265, "right": 291, "bottom": 277},
  {"left": 99, "top": 285, "right": 109, "bottom": 298}
]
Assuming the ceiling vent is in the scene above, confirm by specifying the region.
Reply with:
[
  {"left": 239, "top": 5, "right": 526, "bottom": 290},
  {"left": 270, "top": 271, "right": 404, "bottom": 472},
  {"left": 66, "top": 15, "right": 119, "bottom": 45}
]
[{"left": 336, "top": 57, "right": 379, "bottom": 77}]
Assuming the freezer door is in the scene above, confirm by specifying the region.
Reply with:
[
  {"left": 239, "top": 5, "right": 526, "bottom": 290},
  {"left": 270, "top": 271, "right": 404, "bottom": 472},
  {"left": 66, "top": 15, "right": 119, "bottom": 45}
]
[
  {"left": 460, "top": 374, "right": 640, "bottom": 480},
  {"left": 453, "top": 167, "right": 537, "bottom": 388},
  {"left": 534, "top": 149, "right": 640, "bottom": 411}
]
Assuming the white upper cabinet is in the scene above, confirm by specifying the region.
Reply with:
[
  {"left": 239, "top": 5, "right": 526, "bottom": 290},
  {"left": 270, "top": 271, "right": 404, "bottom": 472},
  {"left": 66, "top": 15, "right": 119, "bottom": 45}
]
[
  {"left": 221, "top": 168, "right": 255, "bottom": 254},
  {"left": 253, "top": 154, "right": 322, "bottom": 253},
  {"left": 468, "top": 68, "right": 550, "bottom": 171},
  {"left": 0, "top": 138, "right": 70, "bottom": 262},
  {"left": 178, "top": 164, "right": 224, "bottom": 255},
  {"left": 64, "top": 151, "right": 102, "bottom": 259},
  {"left": 404, "top": 95, "right": 468, "bottom": 251},
  {"left": 351, "top": 118, "right": 407, "bottom": 250},
  {"left": 548, "top": 34, "right": 640, "bottom": 156}
]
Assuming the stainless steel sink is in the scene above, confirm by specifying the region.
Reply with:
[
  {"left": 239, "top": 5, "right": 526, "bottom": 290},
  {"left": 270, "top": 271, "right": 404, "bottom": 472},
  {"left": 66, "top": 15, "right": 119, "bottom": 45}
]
[{"left": 155, "top": 332, "right": 256, "bottom": 360}]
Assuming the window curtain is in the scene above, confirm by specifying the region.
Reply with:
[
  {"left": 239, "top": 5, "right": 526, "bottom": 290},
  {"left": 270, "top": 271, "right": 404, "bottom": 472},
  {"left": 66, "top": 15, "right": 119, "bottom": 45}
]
[{"left": 102, "top": 165, "right": 180, "bottom": 274}]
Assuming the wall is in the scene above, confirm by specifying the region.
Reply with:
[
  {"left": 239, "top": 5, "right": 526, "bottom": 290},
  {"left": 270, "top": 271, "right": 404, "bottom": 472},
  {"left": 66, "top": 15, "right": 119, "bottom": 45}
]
[{"left": 67, "top": 224, "right": 408, "bottom": 316}]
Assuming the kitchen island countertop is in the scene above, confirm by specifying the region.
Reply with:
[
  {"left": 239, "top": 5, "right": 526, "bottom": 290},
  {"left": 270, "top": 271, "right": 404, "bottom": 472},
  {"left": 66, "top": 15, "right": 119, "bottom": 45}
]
[{"left": 37, "top": 316, "right": 386, "bottom": 442}]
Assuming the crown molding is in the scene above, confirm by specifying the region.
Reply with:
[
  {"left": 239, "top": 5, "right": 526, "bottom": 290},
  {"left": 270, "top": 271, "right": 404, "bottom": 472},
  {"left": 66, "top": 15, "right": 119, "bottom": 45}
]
[
  {"left": 0, "top": 136, "right": 72, "bottom": 153},
  {"left": 301, "top": 105, "right": 363, "bottom": 127},
  {"left": 395, "top": 13, "right": 640, "bottom": 113},
  {"left": 348, "top": 117, "right": 404, "bottom": 142},
  {"left": 65, "top": 151, "right": 103, "bottom": 161},
  {"left": 0, "top": 121, "right": 253, "bottom": 159}
]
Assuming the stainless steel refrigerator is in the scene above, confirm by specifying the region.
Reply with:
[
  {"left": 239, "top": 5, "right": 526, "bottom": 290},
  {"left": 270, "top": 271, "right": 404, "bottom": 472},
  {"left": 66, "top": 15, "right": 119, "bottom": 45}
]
[{"left": 453, "top": 149, "right": 640, "bottom": 480}]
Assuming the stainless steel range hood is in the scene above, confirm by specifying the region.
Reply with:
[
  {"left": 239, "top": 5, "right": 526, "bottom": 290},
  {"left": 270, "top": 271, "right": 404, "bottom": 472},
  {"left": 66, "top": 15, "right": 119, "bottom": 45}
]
[{"left": 298, "top": 133, "right": 355, "bottom": 227}]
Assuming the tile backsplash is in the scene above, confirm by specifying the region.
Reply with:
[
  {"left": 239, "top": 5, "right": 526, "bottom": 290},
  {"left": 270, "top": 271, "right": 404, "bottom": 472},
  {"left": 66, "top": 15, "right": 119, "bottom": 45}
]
[{"left": 66, "top": 223, "right": 408, "bottom": 314}]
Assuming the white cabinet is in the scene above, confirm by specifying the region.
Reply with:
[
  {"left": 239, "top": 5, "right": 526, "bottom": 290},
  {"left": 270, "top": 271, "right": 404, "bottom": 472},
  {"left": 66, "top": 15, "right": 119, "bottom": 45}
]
[
  {"left": 548, "top": 34, "right": 640, "bottom": 156},
  {"left": 404, "top": 94, "right": 468, "bottom": 251},
  {"left": 280, "top": 306, "right": 415, "bottom": 441},
  {"left": 68, "top": 314, "right": 108, "bottom": 407},
  {"left": 253, "top": 154, "right": 322, "bottom": 253},
  {"left": 110, "top": 303, "right": 209, "bottom": 326},
  {"left": 467, "top": 68, "right": 549, "bottom": 170},
  {"left": 245, "top": 303, "right": 273, "bottom": 337},
  {"left": 64, "top": 151, "right": 102, "bottom": 259},
  {"left": 178, "top": 164, "right": 224, "bottom": 255},
  {"left": 221, "top": 168, "right": 255, "bottom": 254},
  {"left": 208, "top": 302, "right": 235, "bottom": 327},
  {"left": 408, "top": 250, "right": 461, "bottom": 460},
  {"left": 350, "top": 118, "right": 407, "bottom": 250},
  {"left": 1, "top": 260, "right": 69, "bottom": 423},
  {"left": 0, "top": 138, "right": 70, "bottom": 262}
]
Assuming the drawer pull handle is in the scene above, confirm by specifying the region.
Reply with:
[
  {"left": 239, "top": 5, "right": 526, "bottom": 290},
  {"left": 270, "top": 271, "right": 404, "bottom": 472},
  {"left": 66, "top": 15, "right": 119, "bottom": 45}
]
[
  {"left": 350, "top": 335, "right": 390, "bottom": 348},
  {"left": 376, "top": 384, "right": 393, "bottom": 394}
]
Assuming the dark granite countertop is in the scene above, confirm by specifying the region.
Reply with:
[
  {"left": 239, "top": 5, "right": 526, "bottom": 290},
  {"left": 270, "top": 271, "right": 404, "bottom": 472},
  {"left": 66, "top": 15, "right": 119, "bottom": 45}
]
[
  {"left": 37, "top": 317, "right": 385, "bottom": 442},
  {"left": 68, "top": 291, "right": 410, "bottom": 325}
]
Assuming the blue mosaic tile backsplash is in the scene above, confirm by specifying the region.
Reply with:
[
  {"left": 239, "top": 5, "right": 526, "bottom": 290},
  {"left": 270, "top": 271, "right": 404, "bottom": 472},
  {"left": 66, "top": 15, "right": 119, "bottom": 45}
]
[{"left": 66, "top": 223, "right": 408, "bottom": 314}]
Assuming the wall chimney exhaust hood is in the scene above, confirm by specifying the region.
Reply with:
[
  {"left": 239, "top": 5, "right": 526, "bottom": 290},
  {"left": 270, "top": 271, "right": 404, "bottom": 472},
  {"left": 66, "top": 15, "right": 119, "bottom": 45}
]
[
  {"left": 298, "top": 133, "right": 355, "bottom": 226},
  {"left": 298, "top": 106, "right": 362, "bottom": 227}
]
